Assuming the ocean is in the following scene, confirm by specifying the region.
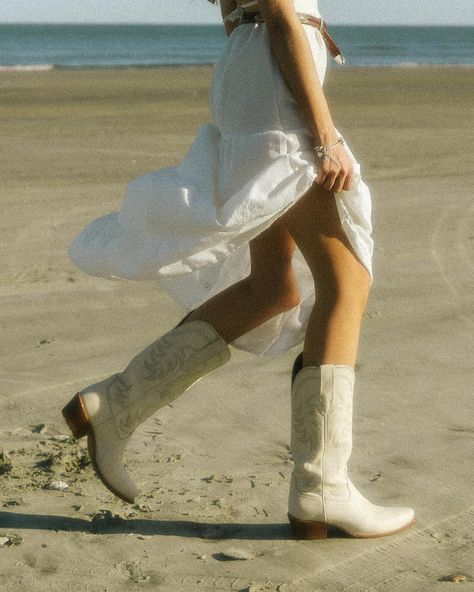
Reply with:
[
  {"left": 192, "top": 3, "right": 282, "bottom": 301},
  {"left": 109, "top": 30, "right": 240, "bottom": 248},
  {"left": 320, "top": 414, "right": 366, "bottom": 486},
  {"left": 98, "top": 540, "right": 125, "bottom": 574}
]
[{"left": 0, "top": 24, "right": 473, "bottom": 70}]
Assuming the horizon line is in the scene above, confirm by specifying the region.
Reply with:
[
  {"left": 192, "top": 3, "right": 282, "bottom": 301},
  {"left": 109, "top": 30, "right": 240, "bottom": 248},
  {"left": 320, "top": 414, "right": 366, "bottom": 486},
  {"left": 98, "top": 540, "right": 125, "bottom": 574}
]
[{"left": 1, "top": 21, "right": 473, "bottom": 27}]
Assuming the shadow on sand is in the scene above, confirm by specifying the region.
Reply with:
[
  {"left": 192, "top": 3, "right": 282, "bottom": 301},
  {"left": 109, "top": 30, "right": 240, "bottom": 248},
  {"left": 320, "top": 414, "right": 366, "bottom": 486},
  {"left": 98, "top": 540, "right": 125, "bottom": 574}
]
[
  {"left": 0, "top": 511, "right": 293, "bottom": 540},
  {"left": 0, "top": 511, "right": 351, "bottom": 540}
]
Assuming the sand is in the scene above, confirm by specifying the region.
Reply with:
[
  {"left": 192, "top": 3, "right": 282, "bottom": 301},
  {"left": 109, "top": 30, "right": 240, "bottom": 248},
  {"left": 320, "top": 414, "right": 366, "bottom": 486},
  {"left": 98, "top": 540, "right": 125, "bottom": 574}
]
[{"left": 0, "top": 66, "right": 473, "bottom": 591}]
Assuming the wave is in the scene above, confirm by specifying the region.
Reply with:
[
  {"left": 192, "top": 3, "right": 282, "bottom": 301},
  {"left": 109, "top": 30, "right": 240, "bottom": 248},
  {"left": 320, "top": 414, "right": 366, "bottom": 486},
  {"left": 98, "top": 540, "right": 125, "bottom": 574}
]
[
  {"left": 0, "top": 63, "right": 217, "bottom": 71},
  {"left": 0, "top": 64, "right": 55, "bottom": 72},
  {"left": 345, "top": 62, "right": 474, "bottom": 68},
  {"left": 0, "top": 62, "right": 471, "bottom": 72}
]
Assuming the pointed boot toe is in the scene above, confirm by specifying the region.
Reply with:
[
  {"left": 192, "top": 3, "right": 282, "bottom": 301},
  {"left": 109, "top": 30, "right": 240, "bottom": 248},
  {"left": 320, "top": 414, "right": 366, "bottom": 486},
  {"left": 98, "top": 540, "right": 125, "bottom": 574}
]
[
  {"left": 327, "top": 482, "right": 416, "bottom": 538},
  {"left": 62, "top": 387, "right": 140, "bottom": 503},
  {"left": 87, "top": 431, "right": 139, "bottom": 504},
  {"left": 370, "top": 505, "right": 416, "bottom": 537}
]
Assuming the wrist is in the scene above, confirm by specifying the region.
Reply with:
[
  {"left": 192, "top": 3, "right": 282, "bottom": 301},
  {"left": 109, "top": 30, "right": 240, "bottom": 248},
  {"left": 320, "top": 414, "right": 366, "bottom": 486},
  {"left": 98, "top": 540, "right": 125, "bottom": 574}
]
[
  {"left": 313, "top": 136, "right": 345, "bottom": 161},
  {"left": 312, "top": 128, "right": 339, "bottom": 146}
]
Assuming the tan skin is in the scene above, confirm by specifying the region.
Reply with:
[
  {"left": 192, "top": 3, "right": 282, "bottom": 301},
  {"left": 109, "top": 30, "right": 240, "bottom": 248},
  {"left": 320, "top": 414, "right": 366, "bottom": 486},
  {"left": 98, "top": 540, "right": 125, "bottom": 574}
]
[{"left": 187, "top": 0, "right": 370, "bottom": 368}]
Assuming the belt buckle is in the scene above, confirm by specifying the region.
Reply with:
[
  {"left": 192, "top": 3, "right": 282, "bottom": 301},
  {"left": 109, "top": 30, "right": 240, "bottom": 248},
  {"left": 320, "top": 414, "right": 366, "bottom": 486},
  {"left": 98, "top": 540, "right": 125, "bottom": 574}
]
[{"left": 298, "top": 13, "right": 325, "bottom": 31}]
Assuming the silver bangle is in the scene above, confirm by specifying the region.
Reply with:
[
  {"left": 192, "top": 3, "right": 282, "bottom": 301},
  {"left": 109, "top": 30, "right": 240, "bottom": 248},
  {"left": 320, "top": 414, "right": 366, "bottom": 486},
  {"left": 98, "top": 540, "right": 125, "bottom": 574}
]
[{"left": 314, "top": 136, "right": 345, "bottom": 160}]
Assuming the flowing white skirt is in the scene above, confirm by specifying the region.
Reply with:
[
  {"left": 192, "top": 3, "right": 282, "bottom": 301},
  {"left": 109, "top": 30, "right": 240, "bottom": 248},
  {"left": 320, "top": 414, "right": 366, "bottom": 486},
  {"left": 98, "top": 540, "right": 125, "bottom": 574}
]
[{"left": 69, "top": 3, "right": 373, "bottom": 356}]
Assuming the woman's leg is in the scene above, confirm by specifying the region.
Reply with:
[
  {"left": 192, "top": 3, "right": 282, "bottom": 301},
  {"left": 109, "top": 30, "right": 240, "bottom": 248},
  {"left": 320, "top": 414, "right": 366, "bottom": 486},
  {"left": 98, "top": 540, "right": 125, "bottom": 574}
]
[
  {"left": 190, "top": 182, "right": 369, "bottom": 367},
  {"left": 282, "top": 186, "right": 415, "bottom": 538},
  {"left": 62, "top": 221, "right": 303, "bottom": 503},
  {"left": 187, "top": 221, "right": 301, "bottom": 343},
  {"left": 282, "top": 184, "right": 371, "bottom": 368}
]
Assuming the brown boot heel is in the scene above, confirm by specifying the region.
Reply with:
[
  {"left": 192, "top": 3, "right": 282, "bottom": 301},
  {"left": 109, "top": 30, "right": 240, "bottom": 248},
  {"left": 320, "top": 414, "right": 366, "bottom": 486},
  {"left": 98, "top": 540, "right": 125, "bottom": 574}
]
[
  {"left": 62, "top": 393, "right": 90, "bottom": 439},
  {"left": 288, "top": 513, "right": 328, "bottom": 540}
]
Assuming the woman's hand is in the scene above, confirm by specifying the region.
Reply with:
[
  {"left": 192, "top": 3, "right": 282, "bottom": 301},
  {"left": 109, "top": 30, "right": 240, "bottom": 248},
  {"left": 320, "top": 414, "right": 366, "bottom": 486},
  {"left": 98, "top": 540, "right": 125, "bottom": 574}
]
[{"left": 315, "top": 142, "right": 354, "bottom": 193}]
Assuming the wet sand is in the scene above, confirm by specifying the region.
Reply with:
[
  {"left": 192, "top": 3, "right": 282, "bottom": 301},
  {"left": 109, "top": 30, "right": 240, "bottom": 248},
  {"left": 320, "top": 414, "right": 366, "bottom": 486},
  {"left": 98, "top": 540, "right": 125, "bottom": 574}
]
[{"left": 0, "top": 66, "right": 473, "bottom": 591}]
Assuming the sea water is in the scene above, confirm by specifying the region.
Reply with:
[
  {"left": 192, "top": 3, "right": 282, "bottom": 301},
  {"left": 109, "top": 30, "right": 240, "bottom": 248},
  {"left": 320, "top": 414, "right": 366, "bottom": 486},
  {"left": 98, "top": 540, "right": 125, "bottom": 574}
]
[{"left": 0, "top": 24, "right": 473, "bottom": 70}]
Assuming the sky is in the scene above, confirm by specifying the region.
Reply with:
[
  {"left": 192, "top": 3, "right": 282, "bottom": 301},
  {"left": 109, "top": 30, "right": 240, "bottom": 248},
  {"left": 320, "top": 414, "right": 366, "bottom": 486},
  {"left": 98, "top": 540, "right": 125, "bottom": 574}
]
[{"left": 0, "top": 0, "right": 473, "bottom": 26}]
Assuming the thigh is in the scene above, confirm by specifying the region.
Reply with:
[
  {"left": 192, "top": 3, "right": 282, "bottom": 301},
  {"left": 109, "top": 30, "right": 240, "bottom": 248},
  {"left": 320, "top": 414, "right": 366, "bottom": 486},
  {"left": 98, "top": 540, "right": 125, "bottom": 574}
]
[
  {"left": 249, "top": 219, "right": 296, "bottom": 277},
  {"left": 280, "top": 184, "right": 370, "bottom": 290}
]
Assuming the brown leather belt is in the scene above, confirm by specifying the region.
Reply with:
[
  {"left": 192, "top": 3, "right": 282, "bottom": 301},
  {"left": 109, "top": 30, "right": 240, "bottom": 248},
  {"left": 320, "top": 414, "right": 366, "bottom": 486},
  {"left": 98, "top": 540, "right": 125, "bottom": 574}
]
[{"left": 238, "top": 12, "right": 345, "bottom": 65}]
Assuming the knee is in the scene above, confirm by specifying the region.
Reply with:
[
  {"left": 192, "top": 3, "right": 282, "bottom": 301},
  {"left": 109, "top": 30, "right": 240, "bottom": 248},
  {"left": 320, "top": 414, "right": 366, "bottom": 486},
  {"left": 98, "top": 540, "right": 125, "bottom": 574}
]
[
  {"left": 319, "top": 268, "right": 371, "bottom": 314},
  {"left": 272, "top": 280, "right": 301, "bottom": 312},
  {"left": 247, "top": 271, "right": 301, "bottom": 314}
]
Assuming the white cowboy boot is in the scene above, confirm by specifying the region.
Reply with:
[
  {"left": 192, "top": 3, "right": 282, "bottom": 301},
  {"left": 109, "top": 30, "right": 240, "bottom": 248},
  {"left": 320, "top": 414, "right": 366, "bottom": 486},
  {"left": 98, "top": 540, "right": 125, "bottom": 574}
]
[
  {"left": 288, "top": 357, "right": 415, "bottom": 539},
  {"left": 62, "top": 320, "right": 230, "bottom": 503}
]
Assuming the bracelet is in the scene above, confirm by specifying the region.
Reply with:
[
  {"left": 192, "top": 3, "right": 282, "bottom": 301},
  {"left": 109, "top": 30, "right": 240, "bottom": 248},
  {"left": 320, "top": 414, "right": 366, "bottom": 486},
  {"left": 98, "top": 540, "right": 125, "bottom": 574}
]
[{"left": 314, "top": 136, "right": 345, "bottom": 160}]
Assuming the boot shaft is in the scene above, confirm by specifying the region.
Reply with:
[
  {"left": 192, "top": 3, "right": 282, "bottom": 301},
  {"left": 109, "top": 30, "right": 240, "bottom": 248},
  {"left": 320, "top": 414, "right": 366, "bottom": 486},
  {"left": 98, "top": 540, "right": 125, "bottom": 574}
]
[
  {"left": 290, "top": 364, "right": 355, "bottom": 496},
  {"left": 88, "top": 321, "right": 230, "bottom": 439}
]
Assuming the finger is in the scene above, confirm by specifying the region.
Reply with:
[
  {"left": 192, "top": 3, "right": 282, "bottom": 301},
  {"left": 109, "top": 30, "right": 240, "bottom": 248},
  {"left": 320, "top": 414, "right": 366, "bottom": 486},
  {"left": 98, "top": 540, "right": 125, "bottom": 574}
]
[
  {"left": 315, "top": 171, "right": 326, "bottom": 186},
  {"left": 315, "top": 161, "right": 331, "bottom": 186},
  {"left": 343, "top": 175, "right": 354, "bottom": 192},
  {"left": 333, "top": 174, "right": 346, "bottom": 193},
  {"left": 322, "top": 163, "right": 340, "bottom": 192},
  {"left": 323, "top": 172, "right": 338, "bottom": 192}
]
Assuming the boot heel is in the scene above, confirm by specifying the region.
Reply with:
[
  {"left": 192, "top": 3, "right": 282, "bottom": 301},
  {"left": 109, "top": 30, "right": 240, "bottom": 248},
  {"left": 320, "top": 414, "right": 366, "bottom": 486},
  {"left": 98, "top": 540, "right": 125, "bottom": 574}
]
[
  {"left": 288, "top": 514, "right": 328, "bottom": 540},
  {"left": 62, "top": 393, "right": 90, "bottom": 439}
]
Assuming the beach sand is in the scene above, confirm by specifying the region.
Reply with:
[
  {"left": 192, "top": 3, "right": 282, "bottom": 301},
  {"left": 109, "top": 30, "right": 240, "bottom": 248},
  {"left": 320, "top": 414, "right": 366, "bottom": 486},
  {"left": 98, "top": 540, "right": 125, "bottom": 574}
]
[{"left": 0, "top": 66, "right": 473, "bottom": 591}]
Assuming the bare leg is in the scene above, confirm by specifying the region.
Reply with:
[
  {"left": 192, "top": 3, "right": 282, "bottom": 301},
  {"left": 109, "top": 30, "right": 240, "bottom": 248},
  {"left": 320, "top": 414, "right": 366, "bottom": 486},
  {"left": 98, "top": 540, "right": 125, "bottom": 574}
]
[
  {"left": 188, "top": 184, "right": 369, "bottom": 368},
  {"left": 282, "top": 188, "right": 415, "bottom": 539},
  {"left": 187, "top": 221, "right": 301, "bottom": 343},
  {"left": 282, "top": 185, "right": 371, "bottom": 368}
]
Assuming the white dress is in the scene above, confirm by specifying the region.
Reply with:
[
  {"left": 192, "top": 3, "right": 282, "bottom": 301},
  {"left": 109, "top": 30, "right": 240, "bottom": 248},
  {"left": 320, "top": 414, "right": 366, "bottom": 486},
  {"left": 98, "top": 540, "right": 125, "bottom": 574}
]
[{"left": 69, "top": 0, "right": 373, "bottom": 355}]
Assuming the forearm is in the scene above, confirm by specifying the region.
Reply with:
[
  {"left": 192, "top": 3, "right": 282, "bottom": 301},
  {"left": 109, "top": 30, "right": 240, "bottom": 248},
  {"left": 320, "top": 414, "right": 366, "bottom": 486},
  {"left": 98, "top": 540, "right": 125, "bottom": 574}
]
[
  {"left": 259, "top": 3, "right": 337, "bottom": 145},
  {"left": 220, "top": 0, "right": 239, "bottom": 36}
]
